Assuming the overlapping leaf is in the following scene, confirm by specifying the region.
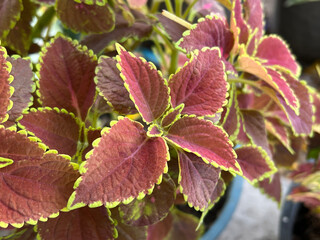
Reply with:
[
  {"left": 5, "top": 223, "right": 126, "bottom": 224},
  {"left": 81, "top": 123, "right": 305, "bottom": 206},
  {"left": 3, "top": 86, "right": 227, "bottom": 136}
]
[
  {"left": 0, "top": 47, "right": 12, "bottom": 123},
  {"left": 165, "top": 116, "right": 239, "bottom": 173},
  {"left": 68, "top": 117, "right": 169, "bottom": 209},
  {"left": 19, "top": 108, "right": 81, "bottom": 156},
  {"left": 257, "top": 173, "right": 281, "bottom": 204},
  {"left": 38, "top": 35, "right": 97, "bottom": 120},
  {"left": 169, "top": 48, "right": 228, "bottom": 117},
  {"left": 157, "top": 14, "right": 188, "bottom": 42},
  {"left": 236, "top": 145, "right": 276, "bottom": 184},
  {"left": 37, "top": 206, "right": 116, "bottom": 240},
  {"left": 178, "top": 16, "right": 234, "bottom": 58},
  {"left": 147, "top": 213, "right": 173, "bottom": 240},
  {"left": 161, "top": 104, "right": 184, "bottom": 128},
  {"left": 116, "top": 45, "right": 169, "bottom": 123},
  {"left": 95, "top": 56, "right": 137, "bottom": 115},
  {"left": 56, "top": 0, "right": 115, "bottom": 34},
  {"left": 0, "top": 0, "right": 22, "bottom": 39},
  {"left": 243, "top": 0, "right": 264, "bottom": 41},
  {"left": 0, "top": 128, "right": 80, "bottom": 227},
  {"left": 178, "top": 151, "right": 221, "bottom": 210}
]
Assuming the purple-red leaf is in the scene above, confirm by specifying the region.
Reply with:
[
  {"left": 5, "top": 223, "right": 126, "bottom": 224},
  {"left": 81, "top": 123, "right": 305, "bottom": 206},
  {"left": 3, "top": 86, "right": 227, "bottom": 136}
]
[
  {"left": 178, "top": 151, "right": 221, "bottom": 210},
  {"left": 257, "top": 173, "right": 281, "bottom": 204},
  {"left": 147, "top": 213, "right": 173, "bottom": 240},
  {"left": 68, "top": 117, "right": 169, "bottom": 209},
  {"left": 0, "top": 0, "right": 22, "bottom": 38},
  {"left": 311, "top": 89, "right": 320, "bottom": 133},
  {"left": 119, "top": 174, "right": 175, "bottom": 226},
  {"left": 0, "top": 128, "right": 80, "bottom": 227},
  {"left": 157, "top": 14, "right": 188, "bottom": 42},
  {"left": 116, "top": 45, "right": 169, "bottom": 123},
  {"left": 19, "top": 108, "right": 81, "bottom": 157},
  {"left": 178, "top": 16, "right": 234, "bottom": 58},
  {"left": 256, "top": 36, "right": 300, "bottom": 76},
  {"left": 82, "top": 128, "right": 101, "bottom": 161},
  {"left": 0, "top": 47, "right": 12, "bottom": 123},
  {"left": 161, "top": 104, "right": 184, "bottom": 128},
  {"left": 243, "top": 0, "right": 264, "bottom": 40},
  {"left": 95, "top": 56, "right": 137, "bottom": 115},
  {"left": 56, "top": 0, "right": 115, "bottom": 34},
  {"left": 37, "top": 206, "right": 116, "bottom": 240},
  {"left": 165, "top": 116, "right": 239, "bottom": 173},
  {"left": 236, "top": 145, "right": 276, "bottom": 184},
  {"left": 169, "top": 48, "right": 228, "bottom": 117},
  {"left": 39, "top": 35, "right": 97, "bottom": 120}
]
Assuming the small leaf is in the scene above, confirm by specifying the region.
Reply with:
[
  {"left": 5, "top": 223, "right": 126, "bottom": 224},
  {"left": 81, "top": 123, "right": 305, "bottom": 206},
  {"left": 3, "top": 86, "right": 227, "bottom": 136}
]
[
  {"left": 178, "top": 151, "right": 221, "bottom": 210},
  {"left": 165, "top": 116, "right": 240, "bottom": 174},
  {"left": 119, "top": 174, "right": 176, "bottom": 226},
  {"left": 236, "top": 145, "right": 276, "bottom": 184},
  {"left": 37, "top": 206, "right": 116, "bottom": 240},
  {"left": 19, "top": 108, "right": 81, "bottom": 157},
  {"left": 68, "top": 118, "right": 169, "bottom": 209},
  {"left": 178, "top": 15, "right": 234, "bottom": 58},
  {"left": 157, "top": 14, "right": 188, "bottom": 42},
  {"left": 243, "top": 0, "right": 264, "bottom": 40},
  {"left": 0, "top": 128, "right": 80, "bottom": 226},
  {"left": 169, "top": 48, "right": 228, "bottom": 117},
  {"left": 39, "top": 35, "right": 97, "bottom": 120},
  {"left": 256, "top": 35, "right": 300, "bottom": 76},
  {"left": 256, "top": 173, "right": 281, "bottom": 204},
  {"left": 0, "top": 47, "right": 12, "bottom": 123},
  {"left": 56, "top": 0, "right": 115, "bottom": 34},
  {"left": 116, "top": 45, "right": 169, "bottom": 123},
  {"left": 95, "top": 56, "right": 137, "bottom": 115},
  {"left": 0, "top": 0, "right": 22, "bottom": 39},
  {"left": 161, "top": 104, "right": 184, "bottom": 128}
]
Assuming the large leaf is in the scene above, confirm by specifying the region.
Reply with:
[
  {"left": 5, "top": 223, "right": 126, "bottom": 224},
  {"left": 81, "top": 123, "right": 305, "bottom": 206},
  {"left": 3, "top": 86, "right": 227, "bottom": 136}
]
[
  {"left": 38, "top": 35, "right": 97, "bottom": 120},
  {"left": 165, "top": 116, "right": 240, "bottom": 174},
  {"left": 178, "top": 151, "right": 221, "bottom": 210},
  {"left": 95, "top": 56, "right": 136, "bottom": 115},
  {"left": 256, "top": 35, "right": 300, "bottom": 76},
  {"left": 116, "top": 45, "right": 169, "bottom": 123},
  {"left": 56, "top": 0, "right": 115, "bottom": 34},
  {"left": 68, "top": 117, "right": 169, "bottom": 209},
  {"left": 0, "top": 0, "right": 22, "bottom": 39},
  {"left": 119, "top": 174, "right": 175, "bottom": 226},
  {"left": 5, "top": 56, "right": 34, "bottom": 126},
  {"left": 236, "top": 145, "right": 276, "bottom": 184},
  {"left": 178, "top": 15, "right": 234, "bottom": 58},
  {"left": 0, "top": 128, "right": 80, "bottom": 227},
  {"left": 37, "top": 206, "right": 116, "bottom": 240},
  {"left": 19, "top": 108, "right": 81, "bottom": 157},
  {"left": 169, "top": 48, "right": 228, "bottom": 117},
  {"left": 0, "top": 47, "right": 13, "bottom": 123}
]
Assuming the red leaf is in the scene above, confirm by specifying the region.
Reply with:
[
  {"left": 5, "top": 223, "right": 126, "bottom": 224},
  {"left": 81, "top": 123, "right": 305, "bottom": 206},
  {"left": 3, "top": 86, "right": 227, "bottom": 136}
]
[
  {"left": 257, "top": 173, "right": 281, "bottom": 204},
  {"left": 82, "top": 128, "right": 101, "bottom": 161},
  {"left": 178, "top": 151, "right": 222, "bottom": 210},
  {"left": 236, "top": 145, "right": 276, "bottom": 184},
  {"left": 256, "top": 36, "right": 300, "bottom": 76},
  {"left": 0, "top": 128, "right": 80, "bottom": 227},
  {"left": 161, "top": 104, "right": 184, "bottom": 128},
  {"left": 147, "top": 213, "right": 173, "bottom": 240},
  {"left": 178, "top": 16, "right": 234, "bottom": 58},
  {"left": 157, "top": 14, "right": 188, "bottom": 42},
  {"left": 243, "top": 0, "right": 264, "bottom": 40},
  {"left": 37, "top": 206, "right": 116, "bottom": 240},
  {"left": 68, "top": 118, "right": 169, "bottom": 209},
  {"left": 0, "top": 47, "right": 12, "bottom": 123},
  {"left": 310, "top": 89, "right": 320, "bottom": 133},
  {"left": 116, "top": 45, "right": 169, "bottom": 123},
  {"left": 96, "top": 56, "right": 137, "bottom": 115},
  {"left": 165, "top": 116, "right": 239, "bottom": 173},
  {"left": 39, "top": 35, "right": 97, "bottom": 120},
  {"left": 0, "top": 0, "right": 22, "bottom": 38},
  {"left": 19, "top": 108, "right": 81, "bottom": 157},
  {"left": 56, "top": 0, "right": 115, "bottom": 34},
  {"left": 169, "top": 48, "right": 228, "bottom": 117}
]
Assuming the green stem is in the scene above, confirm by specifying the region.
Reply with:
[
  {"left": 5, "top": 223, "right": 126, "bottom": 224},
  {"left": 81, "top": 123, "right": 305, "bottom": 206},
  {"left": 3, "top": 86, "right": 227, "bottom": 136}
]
[
  {"left": 182, "top": 0, "right": 198, "bottom": 19},
  {"left": 165, "top": 0, "right": 174, "bottom": 13},
  {"left": 153, "top": 36, "right": 168, "bottom": 70},
  {"left": 227, "top": 77, "right": 260, "bottom": 88},
  {"left": 152, "top": 26, "right": 174, "bottom": 50},
  {"left": 169, "top": 49, "right": 179, "bottom": 75},
  {"left": 150, "top": 0, "right": 161, "bottom": 13},
  {"left": 30, "top": 6, "right": 55, "bottom": 40},
  {"left": 175, "top": 0, "right": 183, "bottom": 17}
]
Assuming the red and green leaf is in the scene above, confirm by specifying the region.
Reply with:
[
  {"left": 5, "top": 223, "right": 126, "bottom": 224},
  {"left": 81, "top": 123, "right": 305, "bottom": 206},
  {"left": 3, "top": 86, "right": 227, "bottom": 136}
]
[
  {"left": 68, "top": 117, "right": 169, "bottom": 209},
  {"left": 161, "top": 104, "right": 184, "bottom": 128},
  {"left": 0, "top": 0, "right": 22, "bottom": 39},
  {"left": 169, "top": 48, "right": 228, "bottom": 117},
  {"left": 178, "top": 15, "right": 234, "bottom": 58},
  {"left": 0, "top": 224, "right": 36, "bottom": 240},
  {"left": 56, "top": 0, "right": 115, "bottom": 34},
  {"left": 157, "top": 13, "right": 188, "bottom": 42},
  {"left": 0, "top": 128, "right": 80, "bottom": 227},
  {"left": 0, "top": 47, "right": 13, "bottom": 123},
  {"left": 178, "top": 151, "right": 222, "bottom": 210},
  {"left": 310, "top": 88, "right": 320, "bottom": 133},
  {"left": 19, "top": 108, "right": 81, "bottom": 157},
  {"left": 236, "top": 145, "right": 276, "bottom": 184},
  {"left": 165, "top": 116, "right": 240, "bottom": 174},
  {"left": 37, "top": 206, "right": 116, "bottom": 240},
  {"left": 38, "top": 35, "right": 97, "bottom": 120},
  {"left": 256, "top": 173, "right": 281, "bottom": 204},
  {"left": 243, "top": 0, "right": 264, "bottom": 41},
  {"left": 119, "top": 174, "right": 175, "bottom": 226},
  {"left": 95, "top": 56, "right": 137, "bottom": 115},
  {"left": 256, "top": 35, "right": 300, "bottom": 76},
  {"left": 81, "top": 128, "right": 101, "bottom": 161},
  {"left": 116, "top": 45, "right": 169, "bottom": 123}
]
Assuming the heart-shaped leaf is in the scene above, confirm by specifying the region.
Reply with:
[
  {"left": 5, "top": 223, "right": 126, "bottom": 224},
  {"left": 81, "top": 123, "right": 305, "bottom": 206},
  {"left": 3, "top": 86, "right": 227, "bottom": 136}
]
[
  {"left": 165, "top": 116, "right": 240, "bottom": 174},
  {"left": 68, "top": 117, "right": 169, "bottom": 209},
  {"left": 169, "top": 48, "right": 228, "bottom": 117},
  {"left": 0, "top": 128, "right": 80, "bottom": 227},
  {"left": 0, "top": 0, "right": 22, "bottom": 39},
  {"left": 37, "top": 206, "right": 116, "bottom": 240},
  {"left": 116, "top": 45, "right": 170, "bottom": 123},
  {"left": 38, "top": 35, "right": 97, "bottom": 120}
]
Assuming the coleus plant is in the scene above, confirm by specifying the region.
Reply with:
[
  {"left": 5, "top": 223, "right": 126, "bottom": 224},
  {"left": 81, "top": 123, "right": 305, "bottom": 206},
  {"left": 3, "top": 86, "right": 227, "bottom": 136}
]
[{"left": 0, "top": 0, "right": 318, "bottom": 239}]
